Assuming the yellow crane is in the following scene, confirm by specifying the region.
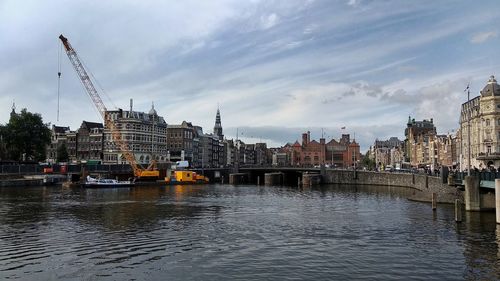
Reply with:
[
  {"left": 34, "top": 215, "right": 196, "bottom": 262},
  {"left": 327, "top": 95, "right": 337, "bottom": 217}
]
[{"left": 59, "top": 34, "right": 159, "bottom": 180}]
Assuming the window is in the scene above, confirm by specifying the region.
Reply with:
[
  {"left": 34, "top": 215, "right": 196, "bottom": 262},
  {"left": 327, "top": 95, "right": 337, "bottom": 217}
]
[{"left": 486, "top": 119, "right": 490, "bottom": 126}]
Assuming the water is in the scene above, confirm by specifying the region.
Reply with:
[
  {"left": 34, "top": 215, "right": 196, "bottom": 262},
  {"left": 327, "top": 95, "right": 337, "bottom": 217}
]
[{"left": 0, "top": 184, "right": 499, "bottom": 280}]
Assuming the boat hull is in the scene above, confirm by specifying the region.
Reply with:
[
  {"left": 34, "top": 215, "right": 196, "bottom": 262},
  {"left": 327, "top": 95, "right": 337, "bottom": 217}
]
[{"left": 83, "top": 182, "right": 134, "bottom": 188}]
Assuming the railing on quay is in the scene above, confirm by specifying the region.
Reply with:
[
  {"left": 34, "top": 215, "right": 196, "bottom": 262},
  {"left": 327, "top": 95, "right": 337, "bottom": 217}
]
[{"left": 453, "top": 170, "right": 500, "bottom": 182}]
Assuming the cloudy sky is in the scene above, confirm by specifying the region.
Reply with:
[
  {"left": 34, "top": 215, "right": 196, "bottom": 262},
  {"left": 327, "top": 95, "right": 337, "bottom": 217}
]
[{"left": 1, "top": 0, "right": 500, "bottom": 150}]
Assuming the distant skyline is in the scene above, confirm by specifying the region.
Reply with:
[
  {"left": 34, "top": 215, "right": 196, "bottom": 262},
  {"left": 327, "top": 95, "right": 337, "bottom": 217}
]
[{"left": 1, "top": 0, "right": 500, "bottom": 151}]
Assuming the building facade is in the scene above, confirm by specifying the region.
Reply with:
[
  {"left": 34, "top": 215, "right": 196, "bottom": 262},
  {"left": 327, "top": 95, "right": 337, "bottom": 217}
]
[
  {"left": 460, "top": 75, "right": 500, "bottom": 170},
  {"left": 283, "top": 131, "right": 360, "bottom": 168},
  {"left": 404, "top": 117, "right": 436, "bottom": 166},
  {"left": 76, "top": 121, "right": 104, "bottom": 163},
  {"left": 167, "top": 121, "right": 196, "bottom": 164},
  {"left": 103, "top": 103, "right": 168, "bottom": 165},
  {"left": 46, "top": 125, "right": 71, "bottom": 163},
  {"left": 372, "top": 137, "right": 404, "bottom": 169}
]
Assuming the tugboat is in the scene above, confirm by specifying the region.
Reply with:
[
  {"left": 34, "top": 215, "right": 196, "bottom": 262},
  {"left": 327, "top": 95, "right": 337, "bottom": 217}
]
[{"left": 83, "top": 176, "right": 135, "bottom": 188}]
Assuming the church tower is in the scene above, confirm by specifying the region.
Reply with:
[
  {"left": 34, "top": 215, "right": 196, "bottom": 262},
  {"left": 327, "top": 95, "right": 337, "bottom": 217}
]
[{"left": 213, "top": 108, "right": 224, "bottom": 140}]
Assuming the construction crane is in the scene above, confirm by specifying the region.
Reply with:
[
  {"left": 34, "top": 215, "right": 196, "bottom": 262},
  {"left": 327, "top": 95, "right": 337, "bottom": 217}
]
[{"left": 59, "top": 34, "right": 159, "bottom": 179}]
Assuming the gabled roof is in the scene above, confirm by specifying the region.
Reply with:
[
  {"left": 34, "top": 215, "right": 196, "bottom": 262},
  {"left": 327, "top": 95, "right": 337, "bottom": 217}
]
[
  {"left": 80, "top": 121, "right": 103, "bottom": 129},
  {"left": 326, "top": 139, "right": 340, "bottom": 146},
  {"left": 53, "top": 125, "right": 70, "bottom": 134}
]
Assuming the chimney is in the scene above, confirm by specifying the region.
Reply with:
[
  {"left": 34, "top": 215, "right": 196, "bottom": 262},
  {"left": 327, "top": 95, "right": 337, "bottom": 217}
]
[
  {"left": 130, "top": 98, "right": 133, "bottom": 112},
  {"left": 302, "top": 133, "right": 308, "bottom": 146}
]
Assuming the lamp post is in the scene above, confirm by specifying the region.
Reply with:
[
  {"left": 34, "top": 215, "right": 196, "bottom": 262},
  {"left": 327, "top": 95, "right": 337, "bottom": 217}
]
[{"left": 466, "top": 84, "right": 471, "bottom": 176}]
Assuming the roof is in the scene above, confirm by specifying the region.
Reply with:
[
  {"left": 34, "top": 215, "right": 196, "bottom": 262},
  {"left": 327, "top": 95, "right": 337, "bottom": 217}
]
[
  {"left": 53, "top": 125, "right": 70, "bottom": 134},
  {"left": 80, "top": 121, "right": 103, "bottom": 129},
  {"left": 480, "top": 75, "right": 500, "bottom": 97}
]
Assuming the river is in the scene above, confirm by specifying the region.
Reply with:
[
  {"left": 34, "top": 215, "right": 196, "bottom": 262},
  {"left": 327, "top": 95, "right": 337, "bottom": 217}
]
[{"left": 0, "top": 184, "right": 499, "bottom": 280}]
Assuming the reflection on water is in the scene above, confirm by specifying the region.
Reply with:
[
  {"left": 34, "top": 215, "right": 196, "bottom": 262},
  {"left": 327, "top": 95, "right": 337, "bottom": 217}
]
[{"left": 0, "top": 184, "right": 498, "bottom": 280}]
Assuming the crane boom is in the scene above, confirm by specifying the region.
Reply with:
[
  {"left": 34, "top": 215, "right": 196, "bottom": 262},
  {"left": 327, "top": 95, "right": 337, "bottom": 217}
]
[
  {"left": 59, "top": 35, "right": 107, "bottom": 119},
  {"left": 59, "top": 34, "right": 157, "bottom": 178}
]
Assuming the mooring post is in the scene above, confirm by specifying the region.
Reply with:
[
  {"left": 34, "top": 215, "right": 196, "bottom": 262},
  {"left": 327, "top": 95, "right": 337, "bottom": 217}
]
[
  {"left": 221, "top": 176, "right": 224, "bottom": 184},
  {"left": 495, "top": 179, "right": 500, "bottom": 224},
  {"left": 455, "top": 199, "right": 462, "bottom": 223},
  {"left": 257, "top": 176, "right": 260, "bottom": 186},
  {"left": 432, "top": 193, "right": 437, "bottom": 210}
]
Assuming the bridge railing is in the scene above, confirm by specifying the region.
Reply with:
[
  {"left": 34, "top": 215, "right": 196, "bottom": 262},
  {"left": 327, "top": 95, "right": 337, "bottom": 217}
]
[{"left": 453, "top": 171, "right": 500, "bottom": 182}]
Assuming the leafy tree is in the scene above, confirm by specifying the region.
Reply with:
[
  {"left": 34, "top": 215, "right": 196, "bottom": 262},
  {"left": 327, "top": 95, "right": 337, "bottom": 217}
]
[
  {"left": 0, "top": 125, "right": 7, "bottom": 160},
  {"left": 361, "top": 151, "right": 376, "bottom": 170},
  {"left": 56, "top": 143, "right": 69, "bottom": 163},
  {"left": 5, "top": 108, "right": 51, "bottom": 162}
]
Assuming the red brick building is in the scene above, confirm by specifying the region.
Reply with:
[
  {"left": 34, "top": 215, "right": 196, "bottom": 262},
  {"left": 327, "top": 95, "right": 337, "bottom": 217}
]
[{"left": 283, "top": 131, "right": 360, "bottom": 167}]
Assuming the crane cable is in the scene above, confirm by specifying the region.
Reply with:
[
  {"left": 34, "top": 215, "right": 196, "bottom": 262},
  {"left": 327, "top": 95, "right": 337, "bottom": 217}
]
[{"left": 57, "top": 41, "right": 62, "bottom": 122}]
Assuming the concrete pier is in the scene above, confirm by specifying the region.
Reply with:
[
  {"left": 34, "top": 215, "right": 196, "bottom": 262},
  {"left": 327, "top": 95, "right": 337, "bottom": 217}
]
[
  {"left": 464, "top": 176, "right": 481, "bottom": 211},
  {"left": 229, "top": 173, "right": 247, "bottom": 185},
  {"left": 303, "top": 173, "right": 321, "bottom": 187},
  {"left": 264, "top": 173, "right": 283, "bottom": 186}
]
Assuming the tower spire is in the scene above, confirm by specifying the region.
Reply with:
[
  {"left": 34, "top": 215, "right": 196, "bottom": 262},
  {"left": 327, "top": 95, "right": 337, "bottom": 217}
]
[{"left": 213, "top": 107, "right": 223, "bottom": 140}]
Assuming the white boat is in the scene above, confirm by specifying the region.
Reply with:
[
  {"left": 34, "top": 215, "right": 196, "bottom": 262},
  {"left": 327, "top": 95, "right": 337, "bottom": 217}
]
[{"left": 83, "top": 176, "right": 134, "bottom": 188}]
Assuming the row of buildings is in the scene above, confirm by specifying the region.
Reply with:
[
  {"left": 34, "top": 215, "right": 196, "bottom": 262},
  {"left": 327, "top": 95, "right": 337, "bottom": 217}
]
[
  {"left": 370, "top": 75, "right": 500, "bottom": 172},
  {"left": 46, "top": 100, "right": 361, "bottom": 169},
  {"left": 370, "top": 118, "right": 456, "bottom": 171},
  {"left": 46, "top": 102, "right": 271, "bottom": 168}
]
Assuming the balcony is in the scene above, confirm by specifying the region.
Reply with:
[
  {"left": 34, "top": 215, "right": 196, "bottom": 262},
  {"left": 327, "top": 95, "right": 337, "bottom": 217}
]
[{"left": 477, "top": 152, "right": 500, "bottom": 160}]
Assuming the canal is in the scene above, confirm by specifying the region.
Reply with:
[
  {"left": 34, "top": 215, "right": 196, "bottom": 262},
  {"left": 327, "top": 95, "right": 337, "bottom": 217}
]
[{"left": 0, "top": 184, "right": 499, "bottom": 280}]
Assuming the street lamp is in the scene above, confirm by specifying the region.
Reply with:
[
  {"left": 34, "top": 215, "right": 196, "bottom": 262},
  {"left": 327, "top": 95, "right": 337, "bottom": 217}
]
[{"left": 465, "top": 84, "right": 471, "bottom": 176}]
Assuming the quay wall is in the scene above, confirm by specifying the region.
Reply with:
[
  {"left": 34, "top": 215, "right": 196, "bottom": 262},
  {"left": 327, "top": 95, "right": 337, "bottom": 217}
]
[{"left": 322, "top": 170, "right": 462, "bottom": 204}]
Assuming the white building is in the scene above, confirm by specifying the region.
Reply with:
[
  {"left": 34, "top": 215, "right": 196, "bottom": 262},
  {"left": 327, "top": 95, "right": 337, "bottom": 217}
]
[{"left": 460, "top": 75, "right": 500, "bottom": 170}]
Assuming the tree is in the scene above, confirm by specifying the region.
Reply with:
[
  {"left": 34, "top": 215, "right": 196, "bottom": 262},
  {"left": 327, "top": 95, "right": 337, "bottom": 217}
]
[
  {"left": 56, "top": 143, "right": 69, "bottom": 163},
  {"left": 361, "top": 151, "right": 376, "bottom": 170},
  {"left": 5, "top": 108, "right": 51, "bottom": 162},
  {"left": 0, "top": 125, "right": 7, "bottom": 160}
]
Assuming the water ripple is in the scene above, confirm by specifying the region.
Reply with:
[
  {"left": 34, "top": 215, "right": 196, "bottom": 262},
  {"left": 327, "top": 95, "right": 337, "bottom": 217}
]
[{"left": 0, "top": 184, "right": 498, "bottom": 280}]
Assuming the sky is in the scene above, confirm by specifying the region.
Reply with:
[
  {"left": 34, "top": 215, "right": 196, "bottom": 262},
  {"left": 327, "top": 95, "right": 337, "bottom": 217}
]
[{"left": 1, "top": 0, "right": 500, "bottom": 151}]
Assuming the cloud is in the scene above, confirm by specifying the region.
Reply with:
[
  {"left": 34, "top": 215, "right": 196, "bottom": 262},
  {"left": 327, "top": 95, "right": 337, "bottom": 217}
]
[
  {"left": 260, "top": 13, "right": 279, "bottom": 30},
  {"left": 470, "top": 31, "right": 497, "bottom": 44},
  {"left": 347, "top": 0, "right": 359, "bottom": 7},
  {"left": 1, "top": 0, "right": 500, "bottom": 154}
]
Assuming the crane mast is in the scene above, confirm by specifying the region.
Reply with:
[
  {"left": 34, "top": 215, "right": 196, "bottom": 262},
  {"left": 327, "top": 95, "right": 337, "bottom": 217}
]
[{"left": 59, "top": 34, "right": 156, "bottom": 178}]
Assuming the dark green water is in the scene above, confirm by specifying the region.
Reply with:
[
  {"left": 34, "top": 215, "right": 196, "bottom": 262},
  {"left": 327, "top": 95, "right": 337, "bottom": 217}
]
[{"left": 0, "top": 184, "right": 499, "bottom": 280}]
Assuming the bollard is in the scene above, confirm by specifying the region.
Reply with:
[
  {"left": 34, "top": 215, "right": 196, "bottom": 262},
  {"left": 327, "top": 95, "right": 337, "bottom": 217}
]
[
  {"left": 221, "top": 176, "right": 224, "bottom": 185},
  {"left": 455, "top": 199, "right": 462, "bottom": 223},
  {"left": 257, "top": 176, "right": 260, "bottom": 186},
  {"left": 432, "top": 193, "right": 437, "bottom": 210},
  {"left": 496, "top": 179, "right": 500, "bottom": 224}
]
